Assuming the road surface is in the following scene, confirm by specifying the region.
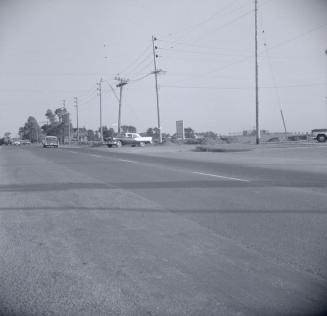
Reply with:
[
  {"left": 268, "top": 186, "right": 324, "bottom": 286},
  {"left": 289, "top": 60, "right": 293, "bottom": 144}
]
[{"left": 0, "top": 144, "right": 327, "bottom": 315}]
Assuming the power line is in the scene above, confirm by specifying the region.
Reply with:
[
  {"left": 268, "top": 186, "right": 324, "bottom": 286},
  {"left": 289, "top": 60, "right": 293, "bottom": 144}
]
[
  {"left": 157, "top": 47, "right": 250, "bottom": 57},
  {"left": 123, "top": 52, "right": 153, "bottom": 77},
  {"left": 119, "top": 43, "right": 152, "bottom": 76},
  {"left": 128, "top": 60, "right": 154, "bottom": 78},
  {"left": 77, "top": 89, "right": 98, "bottom": 102},
  {"left": 157, "top": 39, "right": 249, "bottom": 54},
  {"left": 259, "top": 11, "right": 287, "bottom": 136},
  {"left": 77, "top": 91, "right": 98, "bottom": 106},
  {"left": 160, "top": 82, "right": 324, "bottom": 90},
  {"left": 102, "top": 80, "right": 120, "bottom": 102},
  {"left": 191, "top": 21, "right": 327, "bottom": 79},
  {"left": 163, "top": 0, "right": 244, "bottom": 41},
  {"left": 261, "top": 22, "right": 327, "bottom": 53},
  {"left": 163, "top": 0, "right": 272, "bottom": 46},
  {"left": 129, "top": 72, "right": 153, "bottom": 83}
]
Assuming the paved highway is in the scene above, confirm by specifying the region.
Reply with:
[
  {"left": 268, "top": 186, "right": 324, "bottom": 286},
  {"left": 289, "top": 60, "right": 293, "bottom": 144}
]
[{"left": 0, "top": 145, "right": 327, "bottom": 315}]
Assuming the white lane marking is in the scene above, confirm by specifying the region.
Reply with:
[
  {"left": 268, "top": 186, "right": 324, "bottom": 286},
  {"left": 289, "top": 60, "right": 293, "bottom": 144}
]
[
  {"left": 192, "top": 171, "right": 249, "bottom": 182},
  {"left": 118, "top": 159, "right": 139, "bottom": 164},
  {"left": 90, "top": 154, "right": 101, "bottom": 158}
]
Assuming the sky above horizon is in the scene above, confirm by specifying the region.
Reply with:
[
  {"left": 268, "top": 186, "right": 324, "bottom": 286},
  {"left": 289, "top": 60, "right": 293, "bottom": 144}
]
[{"left": 0, "top": 0, "right": 326, "bottom": 137}]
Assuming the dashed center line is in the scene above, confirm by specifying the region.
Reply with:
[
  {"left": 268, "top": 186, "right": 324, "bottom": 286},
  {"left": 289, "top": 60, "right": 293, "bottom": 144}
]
[
  {"left": 64, "top": 150, "right": 249, "bottom": 181},
  {"left": 192, "top": 171, "right": 249, "bottom": 182},
  {"left": 118, "top": 159, "right": 139, "bottom": 164}
]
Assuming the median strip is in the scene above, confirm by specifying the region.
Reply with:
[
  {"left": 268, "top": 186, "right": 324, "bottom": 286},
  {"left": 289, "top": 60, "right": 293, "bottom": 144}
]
[{"left": 192, "top": 171, "right": 249, "bottom": 182}]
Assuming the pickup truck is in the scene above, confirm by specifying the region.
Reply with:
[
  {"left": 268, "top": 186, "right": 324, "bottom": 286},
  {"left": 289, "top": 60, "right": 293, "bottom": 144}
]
[
  {"left": 311, "top": 129, "right": 327, "bottom": 142},
  {"left": 107, "top": 133, "right": 152, "bottom": 148}
]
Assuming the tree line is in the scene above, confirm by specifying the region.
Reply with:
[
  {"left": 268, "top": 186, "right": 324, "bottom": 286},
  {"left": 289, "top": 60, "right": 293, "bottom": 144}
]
[{"left": 15, "top": 107, "right": 218, "bottom": 144}]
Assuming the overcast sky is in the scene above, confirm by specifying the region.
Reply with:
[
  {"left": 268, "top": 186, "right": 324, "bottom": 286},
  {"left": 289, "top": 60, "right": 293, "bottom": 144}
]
[{"left": 0, "top": 0, "right": 326, "bottom": 136}]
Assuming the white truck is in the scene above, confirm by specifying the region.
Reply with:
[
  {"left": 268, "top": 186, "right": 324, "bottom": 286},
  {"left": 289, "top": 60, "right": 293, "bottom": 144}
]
[
  {"left": 107, "top": 133, "right": 152, "bottom": 147},
  {"left": 311, "top": 129, "right": 327, "bottom": 142}
]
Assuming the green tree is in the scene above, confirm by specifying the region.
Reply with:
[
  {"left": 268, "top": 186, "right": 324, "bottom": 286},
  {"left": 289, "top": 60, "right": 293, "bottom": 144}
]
[
  {"left": 87, "top": 129, "right": 95, "bottom": 141},
  {"left": 102, "top": 126, "right": 115, "bottom": 139},
  {"left": 121, "top": 125, "right": 136, "bottom": 133},
  {"left": 184, "top": 127, "right": 195, "bottom": 139},
  {"left": 19, "top": 116, "right": 42, "bottom": 142},
  {"left": 146, "top": 128, "right": 154, "bottom": 137},
  {"left": 43, "top": 109, "right": 60, "bottom": 137},
  {"left": 45, "top": 109, "right": 57, "bottom": 125},
  {"left": 43, "top": 108, "right": 72, "bottom": 143}
]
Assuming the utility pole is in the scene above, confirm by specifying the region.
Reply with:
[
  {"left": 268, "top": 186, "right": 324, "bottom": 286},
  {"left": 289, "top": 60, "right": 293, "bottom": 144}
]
[
  {"left": 74, "top": 97, "right": 79, "bottom": 142},
  {"left": 280, "top": 108, "right": 287, "bottom": 135},
  {"left": 115, "top": 76, "right": 128, "bottom": 134},
  {"left": 68, "top": 114, "right": 71, "bottom": 145},
  {"left": 62, "top": 99, "right": 66, "bottom": 144},
  {"left": 325, "top": 49, "right": 327, "bottom": 127},
  {"left": 255, "top": 0, "right": 260, "bottom": 144},
  {"left": 97, "top": 78, "right": 103, "bottom": 142},
  {"left": 152, "top": 35, "right": 162, "bottom": 143}
]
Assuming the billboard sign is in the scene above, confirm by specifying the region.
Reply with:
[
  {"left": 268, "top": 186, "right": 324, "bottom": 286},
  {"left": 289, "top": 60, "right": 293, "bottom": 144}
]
[{"left": 176, "top": 120, "right": 184, "bottom": 139}]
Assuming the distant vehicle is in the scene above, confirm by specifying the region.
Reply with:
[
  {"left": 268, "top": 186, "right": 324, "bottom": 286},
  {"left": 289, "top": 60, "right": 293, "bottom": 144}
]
[
  {"left": 13, "top": 140, "right": 21, "bottom": 146},
  {"left": 43, "top": 136, "right": 59, "bottom": 148},
  {"left": 311, "top": 129, "right": 327, "bottom": 142},
  {"left": 107, "top": 133, "right": 152, "bottom": 148},
  {"left": 21, "top": 140, "right": 31, "bottom": 145}
]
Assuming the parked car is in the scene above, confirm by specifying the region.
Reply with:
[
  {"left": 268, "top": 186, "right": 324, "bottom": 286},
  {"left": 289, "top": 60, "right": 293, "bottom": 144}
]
[
  {"left": 21, "top": 140, "right": 31, "bottom": 145},
  {"left": 43, "top": 136, "right": 59, "bottom": 148},
  {"left": 13, "top": 140, "right": 21, "bottom": 146}
]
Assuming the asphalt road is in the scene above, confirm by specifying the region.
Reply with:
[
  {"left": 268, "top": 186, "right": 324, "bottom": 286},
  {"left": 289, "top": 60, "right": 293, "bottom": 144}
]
[{"left": 0, "top": 144, "right": 327, "bottom": 316}]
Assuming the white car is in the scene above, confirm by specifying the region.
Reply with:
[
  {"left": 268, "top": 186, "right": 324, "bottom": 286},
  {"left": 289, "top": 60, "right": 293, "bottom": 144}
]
[
  {"left": 110, "top": 133, "right": 152, "bottom": 147},
  {"left": 43, "top": 136, "right": 59, "bottom": 148},
  {"left": 311, "top": 129, "right": 327, "bottom": 142}
]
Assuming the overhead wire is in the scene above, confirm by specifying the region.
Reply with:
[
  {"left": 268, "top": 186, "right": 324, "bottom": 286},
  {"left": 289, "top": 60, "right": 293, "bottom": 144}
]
[
  {"left": 258, "top": 10, "right": 286, "bottom": 127},
  {"left": 128, "top": 60, "right": 154, "bottom": 78},
  {"left": 162, "top": 0, "right": 245, "bottom": 41},
  {"left": 157, "top": 39, "right": 249, "bottom": 54},
  {"left": 103, "top": 80, "right": 120, "bottom": 102},
  {"left": 163, "top": 0, "right": 272, "bottom": 45},
  {"left": 123, "top": 52, "right": 153, "bottom": 78},
  {"left": 190, "top": 21, "right": 327, "bottom": 79},
  {"left": 157, "top": 47, "right": 250, "bottom": 57},
  {"left": 118, "top": 43, "right": 152, "bottom": 76},
  {"left": 129, "top": 72, "right": 153, "bottom": 83},
  {"left": 160, "top": 82, "right": 324, "bottom": 90}
]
